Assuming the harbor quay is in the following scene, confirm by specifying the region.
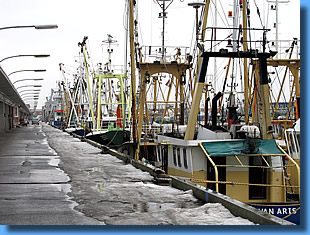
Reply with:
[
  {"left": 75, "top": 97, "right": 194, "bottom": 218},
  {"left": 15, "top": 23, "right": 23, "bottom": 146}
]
[
  {"left": 0, "top": 122, "right": 261, "bottom": 225},
  {"left": 0, "top": 0, "right": 300, "bottom": 227}
]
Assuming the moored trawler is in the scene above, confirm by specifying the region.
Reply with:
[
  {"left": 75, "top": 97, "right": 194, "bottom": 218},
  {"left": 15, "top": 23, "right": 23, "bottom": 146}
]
[
  {"left": 121, "top": 0, "right": 300, "bottom": 224},
  {"left": 41, "top": 0, "right": 300, "bottom": 224},
  {"left": 155, "top": 128, "right": 300, "bottom": 224},
  {"left": 151, "top": 49, "right": 300, "bottom": 224}
]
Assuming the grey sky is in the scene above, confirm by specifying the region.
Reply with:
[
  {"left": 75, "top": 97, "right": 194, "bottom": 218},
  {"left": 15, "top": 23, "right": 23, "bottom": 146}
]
[{"left": 0, "top": 0, "right": 300, "bottom": 109}]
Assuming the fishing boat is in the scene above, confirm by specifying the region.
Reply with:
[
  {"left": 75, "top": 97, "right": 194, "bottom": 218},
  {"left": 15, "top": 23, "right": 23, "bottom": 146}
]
[
  {"left": 153, "top": 49, "right": 300, "bottom": 224},
  {"left": 43, "top": 87, "right": 64, "bottom": 127},
  {"left": 55, "top": 49, "right": 95, "bottom": 136},
  {"left": 78, "top": 36, "right": 131, "bottom": 147},
  {"left": 125, "top": 0, "right": 300, "bottom": 224}
]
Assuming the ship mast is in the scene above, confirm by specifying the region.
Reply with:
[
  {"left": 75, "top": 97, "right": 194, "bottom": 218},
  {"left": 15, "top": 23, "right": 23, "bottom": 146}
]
[
  {"left": 232, "top": 0, "right": 239, "bottom": 52},
  {"left": 242, "top": 0, "right": 249, "bottom": 124},
  {"left": 129, "top": 0, "right": 138, "bottom": 159},
  {"left": 102, "top": 34, "right": 118, "bottom": 73},
  {"left": 156, "top": 0, "right": 174, "bottom": 62},
  {"left": 275, "top": 0, "right": 279, "bottom": 58},
  {"left": 268, "top": 0, "right": 290, "bottom": 58},
  {"left": 213, "top": 0, "right": 217, "bottom": 92},
  {"left": 79, "top": 37, "right": 96, "bottom": 128},
  {"left": 184, "top": 0, "right": 211, "bottom": 140}
]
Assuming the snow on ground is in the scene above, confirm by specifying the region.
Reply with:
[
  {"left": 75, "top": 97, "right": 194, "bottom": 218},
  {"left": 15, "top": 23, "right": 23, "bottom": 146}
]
[
  {"left": 91, "top": 181, "right": 255, "bottom": 225},
  {"left": 165, "top": 203, "right": 256, "bottom": 225},
  {"left": 43, "top": 124, "right": 256, "bottom": 225}
]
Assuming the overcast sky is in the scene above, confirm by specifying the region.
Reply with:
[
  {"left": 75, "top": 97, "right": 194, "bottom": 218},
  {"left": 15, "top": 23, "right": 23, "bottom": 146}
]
[{"left": 0, "top": 0, "right": 300, "bottom": 110}]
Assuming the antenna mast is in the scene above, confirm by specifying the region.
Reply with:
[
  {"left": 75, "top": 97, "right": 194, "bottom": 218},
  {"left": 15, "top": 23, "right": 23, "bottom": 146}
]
[
  {"left": 268, "top": 0, "right": 290, "bottom": 58},
  {"left": 102, "top": 34, "right": 118, "bottom": 73},
  {"left": 156, "top": 0, "right": 174, "bottom": 62}
]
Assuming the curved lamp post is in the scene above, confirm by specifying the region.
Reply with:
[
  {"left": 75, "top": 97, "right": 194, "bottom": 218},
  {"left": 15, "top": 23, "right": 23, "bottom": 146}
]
[
  {"left": 13, "top": 78, "right": 44, "bottom": 85},
  {"left": 21, "top": 92, "right": 40, "bottom": 97},
  {"left": 8, "top": 69, "right": 46, "bottom": 77},
  {"left": 21, "top": 95, "right": 40, "bottom": 100},
  {"left": 19, "top": 89, "right": 41, "bottom": 95},
  {"left": 22, "top": 95, "right": 39, "bottom": 99},
  {"left": 0, "top": 24, "right": 57, "bottom": 114},
  {"left": 0, "top": 25, "right": 58, "bottom": 31},
  {"left": 24, "top": 97, "right": 39, "bottom": 101},
  {"left": 16, "top": 84, "right": 42, "bottom": 91},
  {"left": 25, "top": 98, "right": 39, "bottom": 102},
  {"left": 24, "top": 98, "right": 39, "bottom": 109},
  {"left": 0, "top": 54, "right": 50, "bottom": 63},
  {"left": 23, "top": 99, "right": 39, "bottom": 106},
  {"left": 24, "top": 100, "right": 39, "bottom": 105},
  {"left": 23, "top": 97, "right": 39, "bottom": 102}
]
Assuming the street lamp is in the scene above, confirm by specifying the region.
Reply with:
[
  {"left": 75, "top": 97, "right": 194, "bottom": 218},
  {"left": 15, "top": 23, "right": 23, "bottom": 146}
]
[
  {"left": 0, "top": 54, "right": 50, "bottom": 63},
  {"left": 23, "top": 99, "right": 39, "bottom": 103},
  {"left": 21, "top": 95, "right": 40, "bottom": 100},
  {"left": 19, "top": 89, "right": 41, "bottom": 95},
  {"left": 8, "top": 69, "right": 46, "bottom": 76},
  {"left": 24, "top": 98, "right": 39, "bottom": 101},
  {"left": 16, "top": 85, "right": 42, "bottom": 90},
  {"left": 0, "top": 25, "right": 58, "bottom": 31},
  {"left": 23, "top": 97, "right": 39, "bottom": 101},
  {"left": 21, "top": 91, "right": 40, "bottom": 95},
  {"left": 21, "top": 91, "right": 40, "bottom": 96},
  {"left": 23, "top": 97, "right": 40, "bottom": 101},
  {"left": 13, "top": 78, "right": 44, "bottom": 85},
  {"left": 25, "top": 99, "right": 39, "bottom": 103},
  {"left": 22, "top": 94, "right": 40, "bottom": 98}
]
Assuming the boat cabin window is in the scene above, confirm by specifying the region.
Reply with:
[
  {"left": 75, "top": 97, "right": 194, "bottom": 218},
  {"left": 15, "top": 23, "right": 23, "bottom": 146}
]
[
  {"left": 177, "top": 148, "right": 181, "bottom": 167},
  {"left": 173, "top": 147, "right": 177, "bottom": 166},
  {"left": 183, "top": 148, "right": 188, "bottom": 169},
  {"left": 101, "top": 121, "right": 114, "bottom": 129}
]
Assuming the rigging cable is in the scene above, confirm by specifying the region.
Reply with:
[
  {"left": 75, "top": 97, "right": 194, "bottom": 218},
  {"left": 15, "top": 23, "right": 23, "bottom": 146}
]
[
  {"left": 210, "top": 0, "right": 232, "bottom": 34},
  {"left": 266, "top": 2, "right": 271, "bottom": 32},
  {"left": 273, "top": 68, "right": 288, "bottom": 104},
  {"left": 189, "top": 4, "right": 205, "bottom": 87},
  {"left": 123, "top": 0, "right": 129, "bottom": 31},
  {"left": 217, "top": 0, "right": 233, "bottom": 33},
  {"left": 253, "top": 0, "right": 264, "bottom": 28},
  {"left": 215, "top": 59, "right": 230, "bottom": 90},
  {"left": 189, "top": 4, "right": 200, "bottom": 55},
  {"left": 85, "top": 39, "right": 95, "bottom": 76},
  {"left": 248, "top": 0, "right": 267, "bottom": 52},
  {"left": 238, "top": 57, "right": 244, "bottom": 92},
  {"left": 136, "top": 0, "right": 144, "bottom": 46},
  {"left": 246, "top": 1, "right": 252, "bottom": 51},
  {"left": 209, "top": 33, "right": 233, "bottom": 51}
]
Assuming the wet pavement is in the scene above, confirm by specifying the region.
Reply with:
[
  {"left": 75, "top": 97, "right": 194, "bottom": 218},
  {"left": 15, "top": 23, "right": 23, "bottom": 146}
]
[
  {"left": 0, "top": 124, "right": 103, "bottom": 225},
  {"left": 0, "top": 123, "right": 255, "bottom": 225}
]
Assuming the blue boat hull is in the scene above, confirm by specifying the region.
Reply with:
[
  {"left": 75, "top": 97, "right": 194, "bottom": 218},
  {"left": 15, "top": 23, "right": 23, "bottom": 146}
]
[{"left": 250, "top": 203, "right": 300, "bottom": 225}]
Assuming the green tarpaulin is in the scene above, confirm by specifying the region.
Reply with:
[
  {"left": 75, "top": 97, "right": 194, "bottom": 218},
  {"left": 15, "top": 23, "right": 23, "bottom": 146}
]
[{"left": 201, "top": 139, "right": 284, "bottom": 156}]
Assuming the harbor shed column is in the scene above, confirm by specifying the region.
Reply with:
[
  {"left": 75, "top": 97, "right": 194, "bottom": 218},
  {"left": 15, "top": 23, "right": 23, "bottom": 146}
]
[
  {"left": 4, "top": 103, "right": 9, "bottom": 131},
  {"left": 0, "top": 101, "right": 4, "bottom": 133}
]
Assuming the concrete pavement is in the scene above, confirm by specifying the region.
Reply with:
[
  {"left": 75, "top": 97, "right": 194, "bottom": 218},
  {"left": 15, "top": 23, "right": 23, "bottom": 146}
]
[
  {"left": 0, "top": 123, "right": 103, "bottom": 225},
  {"left": 0, "top": 123, "right": 255, "bottom": 225}
]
